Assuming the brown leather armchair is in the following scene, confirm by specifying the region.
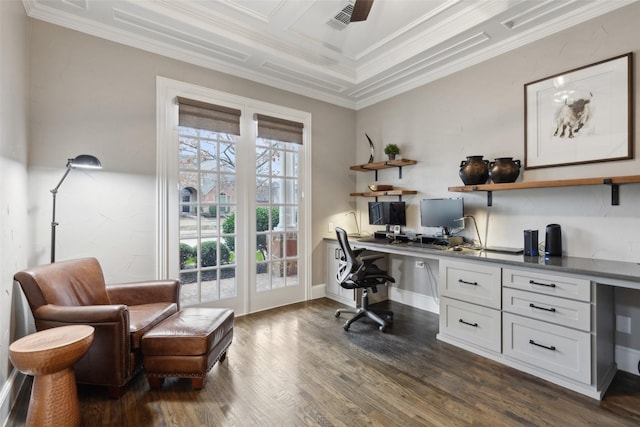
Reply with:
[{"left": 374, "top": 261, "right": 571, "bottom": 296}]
[{"left": 14, "top": 257, "right": 180, "bottom": 398}]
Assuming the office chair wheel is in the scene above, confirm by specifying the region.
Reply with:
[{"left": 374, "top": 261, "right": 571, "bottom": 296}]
[
  {"left": 343, "top": 323, "right": 350, "bottom": 331},
  {"left": 379, "top": 325, "right": 386, "bottom": 332},
  {"left": 335, "top": 311, "right": 341, "bottom": 318}
]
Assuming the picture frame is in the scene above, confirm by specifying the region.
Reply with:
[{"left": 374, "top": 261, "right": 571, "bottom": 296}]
[{"left": 524, "top": 53, "right": 633, "bottom": 170}]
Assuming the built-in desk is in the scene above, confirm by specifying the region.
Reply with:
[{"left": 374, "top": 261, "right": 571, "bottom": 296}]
[
  {"left": 352, "top": 238, "right": 640, "bottom": 287},
  {"left": 328, "top": 236, "right": 640, "bottom": 400}
]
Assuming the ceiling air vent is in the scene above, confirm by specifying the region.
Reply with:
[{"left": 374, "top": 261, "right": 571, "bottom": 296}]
[{"left": 328, "top": 1, "right": 355, "bottom": 30}]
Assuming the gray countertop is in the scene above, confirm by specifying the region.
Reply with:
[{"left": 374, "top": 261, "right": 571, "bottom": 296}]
[{"left": 326, "top": 236, "right": 640, "bottom": 287}]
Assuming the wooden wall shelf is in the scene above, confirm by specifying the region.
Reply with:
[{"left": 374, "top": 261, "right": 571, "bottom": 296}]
[
  {"left": 448, "top": 175, "right": 640, "bottom": 206},
  {"left": 350, "top": 190, "right": 417, "bottom": 201},
  {"left": 350, "top": 159, "right": 417, "bottom": 180}
]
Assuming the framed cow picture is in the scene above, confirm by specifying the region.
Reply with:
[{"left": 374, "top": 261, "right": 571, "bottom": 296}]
[{"left": 524, "top": 53, "right": 633, "bottom": 169}]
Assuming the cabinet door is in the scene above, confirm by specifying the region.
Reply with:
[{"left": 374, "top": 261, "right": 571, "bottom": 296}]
[
  {"left": 503, "top": 287, "right": 590, "bottom": 331},
  {"left": 503, "top": 312, "right": 591, "bottom": 383},
  {"left": 325, "top": 240, "right": 355, "bottom": 305},
  {"left": 503, "top": 268, "right": 590, "bottom": 302},
  {"left": 439, "top": 260, "right": 501, "bottom": 309},
  {"left": 440, "top": 296, "right": 501, "bottom": 353}
]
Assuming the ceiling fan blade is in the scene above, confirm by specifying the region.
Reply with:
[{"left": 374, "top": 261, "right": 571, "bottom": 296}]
[{"left": 350, "top": 0, "right": 373, "bottom": 22}]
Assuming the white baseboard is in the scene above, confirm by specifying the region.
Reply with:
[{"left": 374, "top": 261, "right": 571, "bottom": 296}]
[
  {"left": 1, "top": 370, "right": 26, "bottom": 427},
  {"left": 311, "top": 284, "right": 326, "bottom": 300},
  {"left": 389, "top": 287, "right": 439, "bottom": 314},
  {"left": 615, "top": 345, "right": 640, "bottom": 376}
]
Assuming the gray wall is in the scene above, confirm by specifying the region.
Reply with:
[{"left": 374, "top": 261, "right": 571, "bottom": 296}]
[
  {"left": 27, "top": 19, "right": 356, "bottom": 287},
  {"left": 354, "top": 2, "right": 640, "bottom": 350},
  {"left": 0, "top": 0, "right": 30, "bottom": 423}
]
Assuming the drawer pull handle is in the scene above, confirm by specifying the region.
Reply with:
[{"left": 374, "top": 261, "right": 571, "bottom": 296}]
[
  {"left": 529, "top": 339, "right": 556, "bottom": 351},
  {"left": 529, "top": 279, "right": 556, "bottom": 288},
  {"left": 529, "top": 303, "right": 556, "bottom": 312},
  {"left": 458, "top": 279, "right": 478, "bottom": 286},
  {"left": 459, "top": 319, "right": 478, "bottom": 327}
]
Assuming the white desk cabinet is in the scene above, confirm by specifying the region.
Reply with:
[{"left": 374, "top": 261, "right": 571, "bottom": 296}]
[
  {"left": 439, "top": 259, "right": 502, "bottom": 353},
  {"left": 502, "top": 267, "right": 615, "bottom": 398},
  {"left": 350, "top": 237, "right": 632, "bottom": 399},
  {"left": 437, "top": 259, "right": 616, "bottom": 400}
]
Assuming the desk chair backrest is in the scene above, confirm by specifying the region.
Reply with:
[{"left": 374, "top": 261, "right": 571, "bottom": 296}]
[{"left": 335, "top": 227, "right": 357, "bottom": 285}]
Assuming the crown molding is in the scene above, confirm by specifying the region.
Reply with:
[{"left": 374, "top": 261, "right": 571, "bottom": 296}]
[{"left": 23, "top": 0, "right": 638, "bottom": 111}]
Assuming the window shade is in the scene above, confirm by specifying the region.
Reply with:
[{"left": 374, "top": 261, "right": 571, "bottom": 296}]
[
  {"left": 255, "top": 114, "right": 304, "bottom": 145},
  {"left": 177, "top": 96, "right": 241, "bottom": 135}
]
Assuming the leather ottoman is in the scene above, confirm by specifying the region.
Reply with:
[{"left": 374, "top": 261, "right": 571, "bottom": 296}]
[{"left": 141, "top": 307, "right": 234, "bottom": 390}]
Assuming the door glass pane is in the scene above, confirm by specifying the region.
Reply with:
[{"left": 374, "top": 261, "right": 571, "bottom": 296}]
[
  {"left": 272, "top": 149, "right": 284, "bottom": 176},
  {"left": 179, "top": 137, "right": 198, "bottom": 169},
  {"left": 200, "top": 140, "right": 217, "bottom": 171},
  {"left": 179, "top": 126, "right": 237, "bottom": 306},
  {"left": 220, "top": 142, "right": 236, "bottom": 173},
  {"left": 285, "top": 178, "right": 298, "bottom": 204},
  {"left": 255, "top": 137, "right": 300, "bottom": 293},
  {"left": 270, "top": 178, "right": 284, "bottom": 203}
]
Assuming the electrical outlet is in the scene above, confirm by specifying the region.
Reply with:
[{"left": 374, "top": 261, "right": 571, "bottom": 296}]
[
  {"left": 328, "top": 222, "right": 334, "bottom": 233},
  {"left": 616, "top": 315, "right": 631, "bottom": 334},
  {"left": 415, "top": 261, "right": 425, "bottom": 269}
]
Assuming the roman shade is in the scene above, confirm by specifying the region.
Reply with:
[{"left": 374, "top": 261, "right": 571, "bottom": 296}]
[
  {"left": 177, "top": 96, "right": 241, "bottom": 135},
  {"left": 255, "top": 114, "right": 304, "bottom": 145}
]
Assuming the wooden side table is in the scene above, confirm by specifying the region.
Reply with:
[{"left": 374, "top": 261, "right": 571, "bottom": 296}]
[{"left": 9, "top": 325, "right": 95, "bottom": 427}]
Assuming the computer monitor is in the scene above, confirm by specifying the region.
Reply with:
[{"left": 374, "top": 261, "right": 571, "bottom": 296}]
[
  {"left": 368, "top": 201, "right": 406, "bottom": 226},
  {"left": 420, "top": 198, "right": 464, "bottom": 236}
]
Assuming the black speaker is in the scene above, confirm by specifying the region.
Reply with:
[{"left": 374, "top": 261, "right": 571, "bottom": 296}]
[
  {"left": 544, "top": 224, "right": 562, "bottom": 256},
  {"left": 524, "top": 229, "right": 538, "bottom": 256}
]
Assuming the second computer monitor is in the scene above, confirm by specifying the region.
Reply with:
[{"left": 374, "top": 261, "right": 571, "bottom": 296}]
[{"left": 420, "top": 198, "right": 463, "bottom": 235}]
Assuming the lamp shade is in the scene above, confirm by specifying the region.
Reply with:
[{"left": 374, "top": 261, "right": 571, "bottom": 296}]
[{"left": 68, "top": 155, "right": 102, "bottom": 170}]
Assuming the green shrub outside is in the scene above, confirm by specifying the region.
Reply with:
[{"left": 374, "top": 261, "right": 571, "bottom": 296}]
[
  {"left": 180, "top": 243, "right": 195, "bottom": 269},
  {"left": 181, "top": 241, "right": 231, "bottom": 270},
  {"left": 201, "top": 240, "right": 231, "bottom": 267},
  {"left": 222, "top": 213, "right": 235, "bottom": 251},
  {"left": 222, "top": 207, "right": 279, "bottom": 252}
]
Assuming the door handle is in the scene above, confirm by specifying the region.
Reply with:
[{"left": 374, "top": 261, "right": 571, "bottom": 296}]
[{"left": 529, "top": 303, "right": 556, "bottom": 312}]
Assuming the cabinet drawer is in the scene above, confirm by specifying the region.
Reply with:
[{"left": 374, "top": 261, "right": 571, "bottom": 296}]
[
  {"left": 503, "top": 268, "right": 590, "bottom": 302},
  {"left": 503, "top": 288, "right": 591, "bottom": 331},
  {"left": 440, "top": 297, "right": 501, "bottom": 353},
  {"left": 503, "top": 313, "right": 591, "bottom": 383},
  {"left": 439, "top": 260, "right": 501, "bottom": 309}
]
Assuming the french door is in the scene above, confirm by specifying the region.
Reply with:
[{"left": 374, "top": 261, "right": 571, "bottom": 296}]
[
  {"left": 251, "top": 134, "right": 302, "bottom": 312},
  {"left": 157, "top": 78, "right": 310, "bottom": 316}
]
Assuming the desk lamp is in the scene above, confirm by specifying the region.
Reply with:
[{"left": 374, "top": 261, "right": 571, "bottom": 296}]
[{"left": 50, "top": 155, "right": 102, "bottom": 263}]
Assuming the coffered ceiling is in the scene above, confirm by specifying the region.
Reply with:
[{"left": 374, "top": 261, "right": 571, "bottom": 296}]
[{"left": 22, "top": 0, "right": 637, "bottom": 109}]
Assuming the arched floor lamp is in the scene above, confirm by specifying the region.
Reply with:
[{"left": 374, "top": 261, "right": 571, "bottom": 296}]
[{"left": 51, "top": 155, "right": 102, "bottom": 263}]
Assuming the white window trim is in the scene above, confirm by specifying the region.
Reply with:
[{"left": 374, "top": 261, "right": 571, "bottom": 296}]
[{"left": 156, "top": 76, "right": 313, "bottom": 309}]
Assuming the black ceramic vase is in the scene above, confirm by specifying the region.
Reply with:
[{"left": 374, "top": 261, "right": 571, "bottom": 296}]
[
  {"left": 459, "top": 155, "right": 489, "bottom": 185},
  {"left": 489, "top": 157, "right": 521, "bottom": 183}
]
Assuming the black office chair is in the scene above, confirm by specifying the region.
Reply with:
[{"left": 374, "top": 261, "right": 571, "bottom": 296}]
[{"left": 334, "top": 227, "right": 395, "bottom": 332}]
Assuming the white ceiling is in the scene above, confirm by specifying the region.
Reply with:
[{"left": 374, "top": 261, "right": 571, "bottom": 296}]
[{"left": 23, "top": 0, "right": 637, "bottom": 110}]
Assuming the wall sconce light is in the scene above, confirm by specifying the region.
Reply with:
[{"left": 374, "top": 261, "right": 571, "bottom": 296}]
[{"left": 50, "top": 155, "right": 102, "bottom": 263}]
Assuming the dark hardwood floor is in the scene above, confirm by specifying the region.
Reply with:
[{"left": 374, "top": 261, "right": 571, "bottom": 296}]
[{"left": 8, "top": 298, "right": 640, "bottom": 426}]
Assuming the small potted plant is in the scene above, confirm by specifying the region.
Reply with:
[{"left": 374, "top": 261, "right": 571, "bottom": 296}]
[{"left": 384, "top": 143, "right": 400, "bottom": 161}]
